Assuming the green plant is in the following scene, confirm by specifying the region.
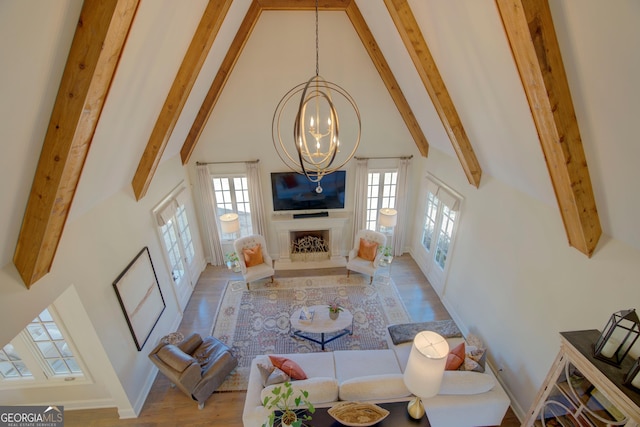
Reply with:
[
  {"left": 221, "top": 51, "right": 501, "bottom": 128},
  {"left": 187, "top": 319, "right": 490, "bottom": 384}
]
[
  {"left": 261, "top": 382, "right": 315, "bottom": 427},
  {"left": 379, "top": 245, "right": 393, "bottom": 257},
  {"left": 225, "top": 252, "right": 239, "bottom": 263},
  {"left": 328, "top": 299, "right": 343, "bottom": 314}
]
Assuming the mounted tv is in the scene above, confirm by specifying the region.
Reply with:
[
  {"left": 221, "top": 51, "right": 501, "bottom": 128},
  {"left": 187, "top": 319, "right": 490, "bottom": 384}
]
[{"left": 271, "top": 171, "right": 346, "bottom": 211}]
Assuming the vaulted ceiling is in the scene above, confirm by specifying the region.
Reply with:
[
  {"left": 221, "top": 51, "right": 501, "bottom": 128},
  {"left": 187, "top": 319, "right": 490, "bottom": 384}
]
[{"left": 9, "top": 0, "right": 626, "bottom": 287}]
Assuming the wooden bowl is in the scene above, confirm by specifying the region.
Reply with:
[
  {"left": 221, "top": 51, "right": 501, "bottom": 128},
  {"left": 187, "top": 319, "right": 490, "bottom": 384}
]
[{"left": 327, "top": 401, "right": 390, "bottom": 426}]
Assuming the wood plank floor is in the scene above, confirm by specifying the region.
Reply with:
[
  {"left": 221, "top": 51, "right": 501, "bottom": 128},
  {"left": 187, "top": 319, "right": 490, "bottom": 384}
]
[{"left": 65, "top": 255, "right": 520, "bottom": 426}]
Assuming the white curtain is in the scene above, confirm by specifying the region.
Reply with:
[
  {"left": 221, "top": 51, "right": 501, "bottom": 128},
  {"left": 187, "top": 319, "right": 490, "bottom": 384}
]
[
  {"left": 246, "top": 161, "right": 268, "bottom": 237},
  {"left": 156, "top": 200, "right": 178, "bottom": 226},
  {"left": 352, "top": 158, "right": 369, "bottom": 243},
  {"left": 196, "top": 164, "right": 224, "bottom": 265},
  {"left": 393, "top": 157, "right": 411, "bottom": 256},
  {"left": 436, "top": 186, "right": 461, "bottom": 211}
]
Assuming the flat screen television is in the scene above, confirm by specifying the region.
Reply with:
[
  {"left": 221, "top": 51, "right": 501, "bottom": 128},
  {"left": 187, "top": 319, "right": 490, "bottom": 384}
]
[{"left": 271, "top": 171, "right": 346, "bottom": 211}]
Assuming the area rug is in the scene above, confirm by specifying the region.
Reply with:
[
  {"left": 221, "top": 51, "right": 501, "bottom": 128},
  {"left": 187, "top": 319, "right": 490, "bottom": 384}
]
[{"left": 211, "top": 274, "right": 411, "bottom": 391}]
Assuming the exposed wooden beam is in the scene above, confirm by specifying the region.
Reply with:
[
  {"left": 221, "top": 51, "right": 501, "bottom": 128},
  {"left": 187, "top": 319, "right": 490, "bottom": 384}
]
[
  {"left": 13, "top": 0, "right": 139, "bottom": 288},
  {"left": 132, "top": 0, "right": 233, "bottom": 201},
  {"left": 345, "top": 1, "right": 429, "bottom": 157},
  {"left": 384, "top": 0, "right": 481, "bottom": 187},
  {"left": 180, "top": 0, "right": 430, "bottom": 164},
  {"left": 257, "top": 0, "right": 351, "bottom": 10},
  {"left": 180, "top": 1, "right": 263, "bottom": 164},
  {"left": 496, "top": 0, "right": 601, "bottom": 256}
]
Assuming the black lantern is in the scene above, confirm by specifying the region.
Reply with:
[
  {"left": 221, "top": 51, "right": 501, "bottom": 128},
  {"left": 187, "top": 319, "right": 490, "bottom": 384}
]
[
  {"left": 594, "top": 309, "right": 640, "bottom": 366},
  {"left": 624, "top": 357, "right": 640, "bottom": 391}
]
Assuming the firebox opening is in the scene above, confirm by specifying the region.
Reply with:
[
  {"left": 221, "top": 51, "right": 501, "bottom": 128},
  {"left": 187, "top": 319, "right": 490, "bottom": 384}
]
[{"left": 289, "top": 230, "right": 330, "bottom": 262}]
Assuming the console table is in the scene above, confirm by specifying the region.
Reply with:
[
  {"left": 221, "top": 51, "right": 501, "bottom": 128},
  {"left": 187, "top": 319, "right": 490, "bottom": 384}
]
[
  {"left": 311, "top": 401, "right": 429, "bottom": 426},
  {"left": 524, "top": 329, "right": 640, "bottom": 426}
]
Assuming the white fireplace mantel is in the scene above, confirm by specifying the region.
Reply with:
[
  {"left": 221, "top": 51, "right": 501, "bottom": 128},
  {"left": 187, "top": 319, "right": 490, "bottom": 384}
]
[{"left": 272, "top": 212, "right": 351, "bottom": 270}]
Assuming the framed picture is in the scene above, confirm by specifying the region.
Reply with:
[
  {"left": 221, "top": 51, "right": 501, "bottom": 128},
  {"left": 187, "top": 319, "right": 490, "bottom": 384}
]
[{"left": 113, "top": 247, "right": 165, "bottom": 351}]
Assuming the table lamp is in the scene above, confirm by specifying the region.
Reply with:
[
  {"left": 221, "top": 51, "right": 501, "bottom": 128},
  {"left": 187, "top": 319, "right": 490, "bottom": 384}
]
[
  {"left": 220, "top": 213, "right": 240, "bottom": 236},
  {"left": 379, "top": 208, "right": 397, "bottom": 233},
  {"left": 403, "top": 331, "right": 449, "bottom": 419}
]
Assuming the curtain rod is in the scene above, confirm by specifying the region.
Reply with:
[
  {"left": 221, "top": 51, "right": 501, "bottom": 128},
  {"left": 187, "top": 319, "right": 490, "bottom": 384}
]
[
  {"left": 354, "top": 155, "right": 413, "bottom": 160},
  {"left": 196, "top": 159, "right": 260, "bottom": 166}
]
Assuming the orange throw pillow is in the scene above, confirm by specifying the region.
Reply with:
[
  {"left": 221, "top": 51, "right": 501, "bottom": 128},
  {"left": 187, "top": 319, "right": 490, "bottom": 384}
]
[
  {"left": 358, "top": 238, "right": 378, "bottom": 261},
  {"left": 243, "top": 244, "right": 264, "bottom": 267},
  {"left": 268, "top": 355, "right": 308, "bottom": 380},
  {"left": 445, "top": 342, "right": 465, "bottom": 370}
]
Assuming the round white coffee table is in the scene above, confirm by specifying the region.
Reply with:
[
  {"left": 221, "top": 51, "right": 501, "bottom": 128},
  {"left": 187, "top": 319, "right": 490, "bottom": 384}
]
[{"left": 290, "top": 305, "right": 354, "bottom": 350}]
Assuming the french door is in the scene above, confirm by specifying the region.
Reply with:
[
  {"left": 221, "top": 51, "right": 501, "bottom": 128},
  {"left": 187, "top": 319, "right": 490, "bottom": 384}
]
[
  {"left": 417, "top": 176, "right": 461, "bottom": 295},
  {"left": 157, "top": 193, "right": 198, "bottom": 311}
]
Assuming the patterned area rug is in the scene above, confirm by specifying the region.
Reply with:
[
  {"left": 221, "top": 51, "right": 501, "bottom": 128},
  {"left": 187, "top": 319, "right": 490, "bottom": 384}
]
[{"left": 211, "top": 274, "right": 411, "bottom": 391}]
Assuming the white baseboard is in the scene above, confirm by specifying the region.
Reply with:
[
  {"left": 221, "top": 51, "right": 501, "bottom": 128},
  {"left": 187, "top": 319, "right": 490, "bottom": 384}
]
[
  {"left": 274, "top": 257, "right": 347, "bottom": 270},
  {"left": 128, "top": 367, "right": 158, "bottom": 418}
]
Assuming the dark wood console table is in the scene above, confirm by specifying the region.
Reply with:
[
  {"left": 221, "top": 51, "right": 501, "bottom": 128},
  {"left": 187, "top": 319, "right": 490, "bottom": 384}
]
[{"left": 310, "top": 401, "right": 429, "bottom": 426}]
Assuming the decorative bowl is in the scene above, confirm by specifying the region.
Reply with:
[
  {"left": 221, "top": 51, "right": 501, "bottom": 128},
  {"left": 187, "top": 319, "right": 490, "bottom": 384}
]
[{"left": 327, "top": 401, "right": 390, "bottom": 426}]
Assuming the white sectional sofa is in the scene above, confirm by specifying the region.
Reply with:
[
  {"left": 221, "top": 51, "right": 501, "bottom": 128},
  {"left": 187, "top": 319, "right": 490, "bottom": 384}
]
[{"left": 242, "top": 337, "right": 511, "bottom": 427}]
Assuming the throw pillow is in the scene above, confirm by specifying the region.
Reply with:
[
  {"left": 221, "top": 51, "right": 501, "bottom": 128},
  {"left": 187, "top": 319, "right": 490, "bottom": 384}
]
[
  {"left": 463, "top": 346, "right": 487, "bottom": 373},
  {"left": 243, "top": 244, "right": 264, "bottom": 267},
  {"left": 461, "top": 334, "right": 487, "bottom": 373},
  {"left": 257, "top": 362, "right": 290, "bottom": 386},
  {"left": 339, "top": 374, "right": 411, "bottom": 401},
  {"left": 445, "top": 342, "right": 465, "bottom": 370},
  {"left": 269, "top": 355, "right": 308, "bottom": 380},
  {"left": 261, "top": 377, "right": 338, "bottom": 405},
  {"left": 438, "top": 371, "right": 495, "bottom": 395},
  {"left": 358, "top": 238, "right": 378, "bottom": 261}
]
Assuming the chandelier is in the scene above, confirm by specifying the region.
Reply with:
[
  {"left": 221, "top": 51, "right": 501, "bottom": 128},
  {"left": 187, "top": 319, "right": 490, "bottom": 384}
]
[{"left": 272, "top": 0, "right": 361, "bottom": 193}]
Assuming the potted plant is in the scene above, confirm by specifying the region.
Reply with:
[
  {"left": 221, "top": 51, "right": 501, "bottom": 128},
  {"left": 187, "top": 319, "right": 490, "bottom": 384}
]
[
  {"left": 225, "top": 252, "right": 240, "bottom": 272},
  {"left": 328, "top": 299, "right": 343, "bottom": 320},
  {"left": 261, "top": 381, "right": 315, "bottom": 427},
  {"left": 379, "top": 245, "right": 393, "bottom": 266}
]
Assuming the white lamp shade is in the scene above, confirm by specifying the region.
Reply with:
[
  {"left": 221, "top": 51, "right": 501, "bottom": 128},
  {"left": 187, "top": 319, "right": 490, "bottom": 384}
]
[
  {"left": 379, "top": 208, "right": 397, "bottom": 227},
  {"left": 403, "top": 331, "right": 449, "bottom": 398},
  {"left": 220, "top": 213, "right": 240, "bottom": 234}
]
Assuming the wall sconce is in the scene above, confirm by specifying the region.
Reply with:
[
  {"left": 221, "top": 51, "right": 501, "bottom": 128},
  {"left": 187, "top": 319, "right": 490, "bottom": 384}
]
[
  {"left": 624, "top": 357, "right": 640, "bottom": 391},
  {"left": 220, "top": 213, "right": 240, "bottom": 237},
  {"left": 594, "top": 308, "right": 640, "bottom": 366},
  {"left": 403, "top": 331, "right": 449, "bottom": 419}
]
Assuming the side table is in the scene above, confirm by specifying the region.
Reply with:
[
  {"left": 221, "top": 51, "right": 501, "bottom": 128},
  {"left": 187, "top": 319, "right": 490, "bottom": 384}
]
[{"left": 375, "top": 257, "right": 393, "bottom": 285}]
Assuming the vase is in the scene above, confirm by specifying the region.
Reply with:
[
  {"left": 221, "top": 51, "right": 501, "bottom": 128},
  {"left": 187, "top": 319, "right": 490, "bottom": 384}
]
[
  {"left": 281, "top": 410, "right": 297, "bottom": 427},
  {"left": 329, "top": 310, "right": 339, "bottom": 320},
  {"left": 380, "top": 255, "right": 393, "bottom": 266}
]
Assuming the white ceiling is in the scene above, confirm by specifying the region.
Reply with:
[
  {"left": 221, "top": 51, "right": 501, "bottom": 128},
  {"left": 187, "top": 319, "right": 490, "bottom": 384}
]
[{"left": 2, "top": 0, "right": 639, "bottom": 270}]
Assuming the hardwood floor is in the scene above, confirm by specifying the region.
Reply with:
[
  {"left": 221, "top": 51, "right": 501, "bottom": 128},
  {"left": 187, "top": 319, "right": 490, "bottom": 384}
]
[{"left": 65, "top": 255, "right": 520, "bottom": 426}]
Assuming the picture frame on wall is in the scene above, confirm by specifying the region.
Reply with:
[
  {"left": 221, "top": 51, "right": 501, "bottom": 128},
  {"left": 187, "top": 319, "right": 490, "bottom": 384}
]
[{"left": 113, "top": 247, "right": 165, "bottom": 351}]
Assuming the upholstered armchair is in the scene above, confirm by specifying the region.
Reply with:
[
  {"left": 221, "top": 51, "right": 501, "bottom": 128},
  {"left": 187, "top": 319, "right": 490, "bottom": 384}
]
[
  {"left": 233, "top": 234, "right": 275, "bottom": 290},
  {"left": 346, "top": 230, "right": 386, "bottom": 284},
  {"left": 148, "top": 333, "right": 237, "bottom": 409}
]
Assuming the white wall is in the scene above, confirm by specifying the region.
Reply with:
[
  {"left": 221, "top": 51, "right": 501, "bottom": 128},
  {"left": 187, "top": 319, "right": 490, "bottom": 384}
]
[
  {"left": 187, "top": 10, "right": 423, "bottom": 257},
  {"left": 413, "top": 148, "right": 640, "bottom": 418},
  {"left": 0, "top": 156, "right": 203, "bottom": 416}
]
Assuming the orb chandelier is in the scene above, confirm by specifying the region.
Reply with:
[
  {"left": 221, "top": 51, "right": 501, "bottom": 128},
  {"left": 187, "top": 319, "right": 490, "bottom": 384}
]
[{"left": 272, "top": 0, "right": 361, "bottom": 193}]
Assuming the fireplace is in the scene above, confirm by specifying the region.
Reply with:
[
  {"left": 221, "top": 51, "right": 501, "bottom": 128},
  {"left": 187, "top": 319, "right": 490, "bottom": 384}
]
[
  {"left": 272, "top": 212, "right": 350, "bottom": 269},
  {"left": 289, "top": 230, "right": 330, "bottom": 262}
]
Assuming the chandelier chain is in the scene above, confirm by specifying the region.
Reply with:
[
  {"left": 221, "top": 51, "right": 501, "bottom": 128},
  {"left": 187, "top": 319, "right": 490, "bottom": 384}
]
[
  {"left": 271, "top": 0, "right": 361, "bottom": 189},
  {"left": 315, "top": 0, "right": 319, "bottom": 76}
]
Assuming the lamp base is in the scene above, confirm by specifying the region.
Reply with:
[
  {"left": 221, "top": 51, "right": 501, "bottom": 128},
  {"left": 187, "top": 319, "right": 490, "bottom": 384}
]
[{"left": 406, "top": 396, "right": 424, "bottom": 419}]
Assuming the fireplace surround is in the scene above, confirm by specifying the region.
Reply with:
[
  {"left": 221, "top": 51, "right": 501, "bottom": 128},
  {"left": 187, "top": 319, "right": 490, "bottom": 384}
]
[{"left": 272, "top": 212, "right": 350, "bottom": 269}]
